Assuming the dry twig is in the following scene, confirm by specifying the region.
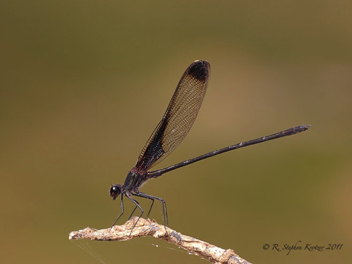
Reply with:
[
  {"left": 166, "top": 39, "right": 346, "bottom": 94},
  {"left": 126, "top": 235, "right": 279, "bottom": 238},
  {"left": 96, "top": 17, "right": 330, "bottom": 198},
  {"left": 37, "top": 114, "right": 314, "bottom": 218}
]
[{"left": 69, "top": 217, "right": 251, "bottom": 264}]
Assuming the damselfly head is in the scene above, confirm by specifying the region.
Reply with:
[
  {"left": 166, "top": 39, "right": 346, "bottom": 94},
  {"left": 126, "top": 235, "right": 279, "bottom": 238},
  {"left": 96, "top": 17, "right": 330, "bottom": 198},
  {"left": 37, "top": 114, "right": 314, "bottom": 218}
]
[{"left": 110, "top": 184, "right": 122, "bottom": 200}]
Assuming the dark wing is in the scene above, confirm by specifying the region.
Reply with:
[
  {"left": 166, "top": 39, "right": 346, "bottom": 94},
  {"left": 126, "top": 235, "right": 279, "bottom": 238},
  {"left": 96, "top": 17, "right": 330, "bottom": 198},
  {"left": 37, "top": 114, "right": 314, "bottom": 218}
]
[{"left": 135, "top": 60, "right": 210, "bottom": 171}]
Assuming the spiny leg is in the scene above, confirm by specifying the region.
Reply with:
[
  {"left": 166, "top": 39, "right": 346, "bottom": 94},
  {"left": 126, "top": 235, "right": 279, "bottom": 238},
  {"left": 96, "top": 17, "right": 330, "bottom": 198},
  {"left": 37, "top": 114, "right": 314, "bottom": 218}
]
[
  {"left": 146, "top": 199, "right": 155, "bottom": 219},
  {"left": 135, "top": 192, "right": 168, "bottom": 227},
  {"left": 111, "top": 194, "right": 124, "bottom": 227},
  {"left": 127, "top": 201, "right": 139, "bottom": 221},
  {"left": 130, "top": 194, "right": 155, "bottom": 219},
  {"left": 125, "top": 193, "right": 144, "bottom": 235}
]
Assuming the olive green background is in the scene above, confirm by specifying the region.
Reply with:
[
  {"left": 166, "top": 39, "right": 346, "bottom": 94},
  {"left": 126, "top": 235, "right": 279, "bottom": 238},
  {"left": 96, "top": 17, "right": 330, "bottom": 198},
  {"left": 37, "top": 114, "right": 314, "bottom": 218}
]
[{"left": 1, "top": 1, "right": 351, "bottom": 263}]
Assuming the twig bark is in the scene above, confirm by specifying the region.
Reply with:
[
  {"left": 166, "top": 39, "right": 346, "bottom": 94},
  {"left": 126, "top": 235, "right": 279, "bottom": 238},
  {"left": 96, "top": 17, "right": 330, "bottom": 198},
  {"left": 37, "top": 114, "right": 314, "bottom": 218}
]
[{"left": 69, "top": 217, "right": 251, "bottom": 264}]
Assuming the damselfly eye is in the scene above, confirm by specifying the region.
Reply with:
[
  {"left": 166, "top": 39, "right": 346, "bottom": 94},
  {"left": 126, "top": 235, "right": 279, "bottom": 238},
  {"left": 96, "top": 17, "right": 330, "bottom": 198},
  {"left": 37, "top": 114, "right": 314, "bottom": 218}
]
[{"left": 109, "top": 185, "right": 121, "bottom": 199}]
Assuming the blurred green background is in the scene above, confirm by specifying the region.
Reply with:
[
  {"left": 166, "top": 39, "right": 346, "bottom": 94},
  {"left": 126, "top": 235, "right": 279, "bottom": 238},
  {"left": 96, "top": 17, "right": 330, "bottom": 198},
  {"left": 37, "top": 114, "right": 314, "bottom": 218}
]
[{"left": 1, "top": 1, "right": 351, "bottom": 263}]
